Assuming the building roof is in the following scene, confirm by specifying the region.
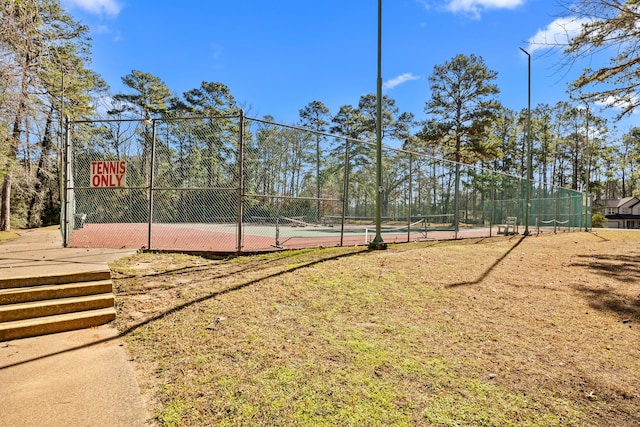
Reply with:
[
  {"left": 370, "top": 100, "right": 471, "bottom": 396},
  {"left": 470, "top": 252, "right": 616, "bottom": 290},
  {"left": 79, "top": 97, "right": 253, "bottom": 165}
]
[{"left": 600, "top": 197, "right": 640, "bottom": 208}]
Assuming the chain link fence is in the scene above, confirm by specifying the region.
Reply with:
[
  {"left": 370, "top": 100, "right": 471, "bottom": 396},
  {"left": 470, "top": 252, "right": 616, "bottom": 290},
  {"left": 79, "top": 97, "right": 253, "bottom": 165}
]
[{"left": 62, "top": 113, "right": 591, "bottom": 252}]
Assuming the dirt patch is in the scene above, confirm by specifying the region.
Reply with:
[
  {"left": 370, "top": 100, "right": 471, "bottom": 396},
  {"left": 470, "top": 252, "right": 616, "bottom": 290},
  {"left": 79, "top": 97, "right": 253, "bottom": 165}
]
[{"left": 111, "top": 230, "right": 640, "bottom": 426}]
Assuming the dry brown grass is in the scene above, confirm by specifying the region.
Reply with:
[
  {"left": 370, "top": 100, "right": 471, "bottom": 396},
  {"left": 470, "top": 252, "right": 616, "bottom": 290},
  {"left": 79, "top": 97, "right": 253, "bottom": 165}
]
[
  {"left": 110, "top": 230, "right": 640, "bottom": 426},
  {"left": 0, "top": 230, "right": 21, "bottom": 243}
]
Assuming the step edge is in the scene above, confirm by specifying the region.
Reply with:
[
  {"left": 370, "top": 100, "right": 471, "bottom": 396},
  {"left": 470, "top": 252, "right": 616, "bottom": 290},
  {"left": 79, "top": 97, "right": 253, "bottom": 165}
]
[
  {"left": 0, "top": 294, "right": 115, "bottom": 322},
  {"left": 0, "top": 307, "right": 117, "bottom": 329},
  {"left": 0, "top": 270, "right": 112, "bottom": 289},
  {"left": 0, "top": 307, "right": 116, "bottom": 341},
  {"left": 0, "top": 293, "right": 115, "bottom": 311},
  {"left": 0, "top": 281, "right": 113, "bottom": 304}
]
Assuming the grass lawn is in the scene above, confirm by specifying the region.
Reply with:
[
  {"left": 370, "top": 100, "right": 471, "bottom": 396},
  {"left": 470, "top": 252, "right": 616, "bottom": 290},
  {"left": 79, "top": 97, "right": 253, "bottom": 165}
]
[
  {"left": 110, "top": 230, "right": 640, "bottom": 426},
  {"left": 0, "top": 230, "right": 20, "bottom": 243}
]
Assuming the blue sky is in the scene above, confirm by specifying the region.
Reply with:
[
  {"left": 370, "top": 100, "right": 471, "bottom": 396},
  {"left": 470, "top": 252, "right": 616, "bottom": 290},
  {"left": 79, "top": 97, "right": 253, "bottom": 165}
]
[{"left": 60, "top": 0, "right": 635, "bottom": 133}]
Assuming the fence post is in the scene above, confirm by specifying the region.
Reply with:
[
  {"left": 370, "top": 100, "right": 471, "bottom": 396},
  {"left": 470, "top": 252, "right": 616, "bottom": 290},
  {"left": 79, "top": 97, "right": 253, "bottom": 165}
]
[
  {"left": 553, "top": 188, "right": 556, "bottom": 234},
  {"left": 582, "top": 192, "right": 590, "bottom": 232},
  {"left": 237, "top": 111, "right": 245, "bottom": 252},
  {"left": 568, "top": 191, "right": 572, "bottom": 232},
  {"left": 316, "top": 131, "right": 321, "bottom": 223},
  {"left": 536, "top": 183, "right": 541, "bottom": 234},
  {"left": 586, "top": 194, "right": 592, "bottom": 230},
  {"left": 454, "top": 162, "right": 460, "bottom": 239},
  {"left": 489, "top": 170, "right": 494, "bottom": 237},
  {"left": 147, "top": 119, "right": 157, "bottom": 250},
  {"left": 63, "top": 117, "right": 72, "bottom": 247},
  {"left": 340, "top": 139, "right": 350, "bottom": 246},
  {"left": 407, "top": 152, "right": 413, "bottom": 242}
]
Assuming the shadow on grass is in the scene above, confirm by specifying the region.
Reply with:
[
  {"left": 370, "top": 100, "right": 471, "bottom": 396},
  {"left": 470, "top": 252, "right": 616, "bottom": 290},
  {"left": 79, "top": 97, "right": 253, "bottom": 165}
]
[
  {"left": 570, "top": 252, "right": 640, "bottom": 320},
  {"left": 118, "top": 248, "right": 368, "bottom": 336},
  {"left": 570, "top": 254, "right": 640, "bottom": 284},
  {"left": 0, "top": 248, "right": 369, "bottom": 370},
  {"left": 589, "top": 231, "right": 611, "bottom": 242},
  {"left": 112, "top": 248, "right": 365, "bottom": 297},
  {"left": 111, "top": 247, "right": 325, "bottom": 280},
  {"left": 572, "top": 283, "right": 640, "bottom": 321},
  {"left": 446, "top": 235, "right": 526, "bottom": 288}
]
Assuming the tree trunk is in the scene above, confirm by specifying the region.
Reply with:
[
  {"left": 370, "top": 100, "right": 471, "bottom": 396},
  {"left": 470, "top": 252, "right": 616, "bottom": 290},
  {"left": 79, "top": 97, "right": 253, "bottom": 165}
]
[
  {"left": 1, "top": 119, "right": 22, "bottom": 231},
  {"left": 1, "top": 52, "right": 30, "bottom": 231},
  {"left": 0, "top": 174, "right": 11, "bottom": 231},
  {"left": 27, "top": 107, "right": 55, "bottom": 227}
]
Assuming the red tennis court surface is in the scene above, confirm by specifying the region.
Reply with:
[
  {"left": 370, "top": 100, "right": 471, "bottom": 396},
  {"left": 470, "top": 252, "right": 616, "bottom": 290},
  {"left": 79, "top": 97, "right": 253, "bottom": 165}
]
[{"left": 67, "top": 222, "right": 533, "bottom": 253}]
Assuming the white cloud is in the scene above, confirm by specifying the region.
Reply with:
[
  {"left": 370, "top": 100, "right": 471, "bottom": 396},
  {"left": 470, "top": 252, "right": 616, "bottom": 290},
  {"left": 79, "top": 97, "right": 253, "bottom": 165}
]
[
  {"left": 62, "top": 0, "right": 122, "bottom": 17},
  {"left": 527, "top": 17, "right": 591, "bottom": 52},
  {"left": 445, "top": 0, "right": 525, "bottom": 17},
  {"left": 92, "top": 24, "right": 122, "bottom": 42},
  {"left": 595, "top": 94, "right": 640, "bottom": 113},
  {"left": 94, "top": 24, "right": 110, "bottom": 34},
  {"left": 210, "top": 42, "right": 224, "bottom": 61},
  {"left": 383, "top": 73, "right": 420, "bottom": 90}
]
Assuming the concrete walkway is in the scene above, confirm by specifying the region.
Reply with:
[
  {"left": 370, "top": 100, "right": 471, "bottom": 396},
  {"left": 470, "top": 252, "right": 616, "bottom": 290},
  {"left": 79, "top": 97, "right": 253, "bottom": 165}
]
[
  {"left": 0, "top": 228, "right": 134, "bottom": 279},
  {"left": 0, "top": 228, "right": 151, "bottom": 426}
]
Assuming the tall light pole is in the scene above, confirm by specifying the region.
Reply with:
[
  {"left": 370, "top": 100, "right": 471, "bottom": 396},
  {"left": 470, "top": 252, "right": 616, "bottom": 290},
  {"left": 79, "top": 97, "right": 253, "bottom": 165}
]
[
  {"left": 584, "top": 103, "right": 590, "bottom": 231},
  {"left": 520, "top": 47, "right": 532, "bottom": 236},
  {"left": 369, "top": 0, "right": 386, "bottom": 250}
]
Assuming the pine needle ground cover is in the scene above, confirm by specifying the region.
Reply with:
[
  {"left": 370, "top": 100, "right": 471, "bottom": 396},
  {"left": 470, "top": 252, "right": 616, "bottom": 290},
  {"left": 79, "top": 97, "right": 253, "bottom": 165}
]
[{"left": 111, "top": 230, "right": 640, "bottom": 426}]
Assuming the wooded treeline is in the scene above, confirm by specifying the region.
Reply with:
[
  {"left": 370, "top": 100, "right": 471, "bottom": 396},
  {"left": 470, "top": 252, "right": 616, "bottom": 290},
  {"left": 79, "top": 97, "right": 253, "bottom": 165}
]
[{"left": 2, "top": 0, "right": 639, "bottom": 230}]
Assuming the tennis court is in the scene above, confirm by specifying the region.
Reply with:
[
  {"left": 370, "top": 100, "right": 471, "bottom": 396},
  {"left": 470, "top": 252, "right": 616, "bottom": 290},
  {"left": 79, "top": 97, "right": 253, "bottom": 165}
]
[
  {"left": 64, "top": 115, "right": 590, "bottom": 253},
  {"left": 68, "top": 217, "right": 503, "bottom": 253},
  {"left": 68, "top": 215, "right": 579, "bottom": 252}
]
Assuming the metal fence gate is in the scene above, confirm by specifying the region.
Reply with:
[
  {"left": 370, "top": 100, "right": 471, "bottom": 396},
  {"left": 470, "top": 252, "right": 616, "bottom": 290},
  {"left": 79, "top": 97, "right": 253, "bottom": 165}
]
[{"left": 62, "top": 113, "right": 591, "bottom": 252}]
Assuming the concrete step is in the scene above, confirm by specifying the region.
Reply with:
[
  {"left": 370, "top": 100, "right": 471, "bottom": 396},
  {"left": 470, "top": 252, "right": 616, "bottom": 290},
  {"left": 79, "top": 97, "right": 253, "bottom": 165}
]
[
  {"left": 0, "top": 307, "right": 116, "bottom": 341},
  {"left": 0, "top": 270, "right": 112, "bottom": 289},
  {"left": 0, "top": 280, "right": 113, "bottom": 305},
  {"left": 0, "top": 269, "right": 117, "bottom": 342},
  {"left": 0, "top": 294, "right": 115, "bottom": 323}
]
